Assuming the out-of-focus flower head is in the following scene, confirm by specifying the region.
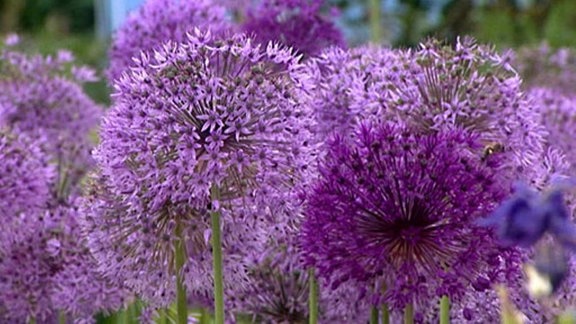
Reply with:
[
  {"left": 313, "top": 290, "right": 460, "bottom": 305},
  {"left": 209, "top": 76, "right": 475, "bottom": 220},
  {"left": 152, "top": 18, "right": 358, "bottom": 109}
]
[
  {"left": 0, "top": 130, "right": 53, "bottom": 243},
  {"left": 107, "top": 0, "right": 232, "bottom": 82},
  {"left": 0, "top": 41, "right": 102, "bottom": 191},
  {"left": 85, "top": 30, "right": 315, "bottom": 308},
  {"left": 528, "top": 88, "right": 576, "bottom": 174},
  {"left": 513, "top": 43, "right": 576, "bottom": 95},
  {"left": 300, "top": 121, "right": 520, "bottom": 313},
  {"left": 241, "top": 0, "right": 345, "bottom": 57},
  {"left": 481, "top": 183, "right": 576, "bottom": 252},
  {"left": 230, "top": 235, "right": 368, "bottom": 323}
]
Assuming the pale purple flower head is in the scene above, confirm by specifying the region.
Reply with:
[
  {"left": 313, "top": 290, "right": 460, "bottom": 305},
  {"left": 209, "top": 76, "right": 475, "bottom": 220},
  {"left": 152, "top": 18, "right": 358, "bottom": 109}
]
[
  {"left": 300, "top": 121, "right": 522, "bottom": 312},
  {"left": 241, "top": 0, "right": 345, "bottom": 57},
  {"left": 0, "top": 130, "right": 53, "bottom": 243},
  {"left": 513, "top": 43, "right": 576, "bottom": 95},
  {"left": 107, "top": 0, "right": 232, "bottom": 82},
  {"left": 230, "top": 236, "right": 368, "bottom": 323},
  {"left": 350, "top": 37, "right": 546, "bottom": 183},
  {"left": 86, "top": 30, "right": 314, "bottom": 307},
  {"left": 0, "top": 45, "right": 102, "bottom": 190},
  {"left": 302, "top": 45, "right": 397, "bottom": 139},
  {"left": 529, "top": 88, "right": 576, "bottom": 174}
]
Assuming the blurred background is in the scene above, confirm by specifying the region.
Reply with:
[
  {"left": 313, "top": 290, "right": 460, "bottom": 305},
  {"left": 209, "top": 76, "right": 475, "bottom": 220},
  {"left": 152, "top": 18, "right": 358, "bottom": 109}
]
[{"left": 2, "top": 0, "right": 575, "bottom": 103}]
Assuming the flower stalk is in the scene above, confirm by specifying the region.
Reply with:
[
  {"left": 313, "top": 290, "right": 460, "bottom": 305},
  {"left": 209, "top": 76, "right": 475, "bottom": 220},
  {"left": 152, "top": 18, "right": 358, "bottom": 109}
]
[
  {"left": 211, "top": 184, "right": 225, "bottom": 324},
  {"left": 404, "top": 303, "right": 414, "bottom": 324},
  {"left": 309, "top": 268, "right": 318, "bottom": 324},
  {"left": 440, "top": 296, "right": 450, "bottom": 324},
  {"left": 175, "top": 222, "right": 188, "bottom": 324}
]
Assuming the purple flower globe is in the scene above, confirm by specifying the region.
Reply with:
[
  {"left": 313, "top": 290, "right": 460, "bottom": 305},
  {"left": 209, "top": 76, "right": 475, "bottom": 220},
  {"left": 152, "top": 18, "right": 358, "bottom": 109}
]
[
  {"left": 107, "top": 0, "right": 232, "bottom": 82},
  {"left": 86, "top": 30, "right": 315, "bottom": 308},
  {"left": 241, "top": 0, "right": 345, "bottom": 57},
  {"left": 300, "top": 121, "right": 522, "bottom": 312},
  {"left": 0, "top": 45, "right": 102, "bottom": 191}
]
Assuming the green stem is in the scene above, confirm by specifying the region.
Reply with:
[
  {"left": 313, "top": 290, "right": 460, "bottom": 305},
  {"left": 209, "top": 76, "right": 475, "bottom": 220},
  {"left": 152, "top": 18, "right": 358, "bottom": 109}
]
[
  {"left": 175, "top": 223, "right": 188, "bottom": 324},
  {"left": 404, "top": 303, "right": 414, "bottom": 324},
  {"left": 308, "top": 269, "right": 318, "bottom": 324},
  {"left": 58, "top": 312, "right": 66, "bottom": 324},
  {"left": 440, "top": 296, "right": 450, "bottom": 324},
  {"left": 369, "top": 0, "right": 382, "bottom": 43},
  {"left": 370, "top": 306, "right": 379, "bottom": 324},
  {"left": 211, "top": 185, "right": 225, "bottom": 324},
  {"left": 382, "top": 303, "right": 390, "bottom": 324},
  {"left": 201, "top": 308, "right": 210, "bottom": 324}
]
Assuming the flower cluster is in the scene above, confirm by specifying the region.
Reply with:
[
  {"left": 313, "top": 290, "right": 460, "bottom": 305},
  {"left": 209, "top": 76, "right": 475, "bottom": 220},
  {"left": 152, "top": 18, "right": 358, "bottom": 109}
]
[
  {"left": 300, "top": 122, "right": 520, "bottom": 312},
  {"left": 107, "top": 0, "right": 232, "bottom": 82},
  {"left": 241, "top": 0, "right": 345, "bottom": 57}
]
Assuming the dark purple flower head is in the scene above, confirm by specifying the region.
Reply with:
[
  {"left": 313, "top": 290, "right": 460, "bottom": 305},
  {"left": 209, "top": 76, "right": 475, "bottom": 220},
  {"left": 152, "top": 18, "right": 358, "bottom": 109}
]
[
  {"left": 300, "top": 121, "right": 517, "bottom": 311},
  {"left": 0, "top": 45, "right": 102, "bottom": 190},
  {"left": 107, "top": 0, "right": 232, "bottom": 82},
  {"left": 242, "top": 0, "right": 345, "bottom": 57}
]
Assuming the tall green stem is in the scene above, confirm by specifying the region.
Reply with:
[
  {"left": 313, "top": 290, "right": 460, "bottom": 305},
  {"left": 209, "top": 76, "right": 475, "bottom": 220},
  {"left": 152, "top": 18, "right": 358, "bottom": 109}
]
[
  {"left": 440, "top": 296, "right": 450, "bottom": 324},
  {"left": 370, "top": 306, "right": 379, "bottom": 324},
  {"left": 369, "top": 0, "right": 382, "bottom": 43},
  {"left": 404, "top": 303, "right": 414, "bottom": 324},
  {"left": 308, "top": 269, "right": 318, "bottom": 324},
  {"left": 382, "top": 303, "right": 390, "bottom": 324},
  {"left": 175, "top": 223, "right": 188, "bottom": 324},
  {"left": 58, "top": 312, "right": 66, "bottom": 324},
  {"left": 211, "top": 185, "right": 225, "bottom": 324}
]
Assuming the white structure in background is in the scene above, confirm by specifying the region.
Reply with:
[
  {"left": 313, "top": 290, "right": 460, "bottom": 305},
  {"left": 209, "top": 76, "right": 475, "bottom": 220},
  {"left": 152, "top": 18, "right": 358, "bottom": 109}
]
[{"left": 95, "top": 0, "right": 145, "bottom": 38}]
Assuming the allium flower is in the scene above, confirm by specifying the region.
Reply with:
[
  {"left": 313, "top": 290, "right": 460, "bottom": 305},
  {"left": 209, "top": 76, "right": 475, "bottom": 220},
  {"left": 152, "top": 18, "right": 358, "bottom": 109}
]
[
  {"left": 528, "top": 88, "right": 576, "bottom": 174},
  {"left": 0, "top": 130, "right": 53, "bottom": 243},
  {"left": 48, "top": 199, "right": 130, "bottom": 321},
  {"left": 230, "top": 239, "right": 368, "bottom": 323},
  {"left": 86, "top": 30, "right": 314, "bottom": 308},
  {"left": 107, "top": 0, "right": 232, "bottom": 82},
  {"left": 352, "top": 37, "right": 546, "bottom": 182},
  {"left": 513, "top": 43, "right": 576, "bottom": 95},
  {"left": 0, "top": 44, "right": 102, "bottom": 190},
  {"left": 300, "top": 122, "right": 521, "bottom": 312},
  {"left": 302, "top": 45, "right": 396, "bottom": 139},
  {"left": 241, "top": 0, "right": 345, "bottom": 57}
]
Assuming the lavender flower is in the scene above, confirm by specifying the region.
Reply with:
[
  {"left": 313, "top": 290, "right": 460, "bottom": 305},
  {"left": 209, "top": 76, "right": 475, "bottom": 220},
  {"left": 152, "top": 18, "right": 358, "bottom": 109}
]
[
  {"left": 85, "top": 30, "right": 314, "bottom": 308},
  {"left": 0, "top": 44, "right": 102, "bottom": 191},
  {"left": 241, "top": 0, "right": 345, "bottom": 57},
  {"left": 513, "top": 43, "right": 576, "bottom": 95},
  {"left": 0, "top": 130, "right": 53, "bottom": 243},
  {"left": 528, "top": 88, "right": 576, "bottom": 174},
  {"left": 230, "top": 239, "right": 368, "bottom": 323},
  {"left": 352, "top": 37, "right": 546, "bottom": 182},
  {"left": 301, "top": 45, "right": 397, "bottom": 139},
  {"left": 107, "top": 0, "right": 232, "bottom": 82},
  {"left": 300, "top": 122, "right": 521, "bottom": 312}
]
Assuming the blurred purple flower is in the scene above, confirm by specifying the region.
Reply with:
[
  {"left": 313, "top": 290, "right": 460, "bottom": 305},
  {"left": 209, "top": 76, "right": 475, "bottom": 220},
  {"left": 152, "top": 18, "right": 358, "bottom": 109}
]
[
  {"left": 300, "top": 122, "right": 518, "bottom": 311},
  {"left": 481, "top": 183, "right": 576, "bottom": 252},
  {"left": 107, "top": 0, "right": 232, "bottom": 82},
  {"left": 0, "top": 45, "right": 102, "bottom": 191},
  {"left": 242, "top": 0, "right": 345, "bottom": 57}
]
